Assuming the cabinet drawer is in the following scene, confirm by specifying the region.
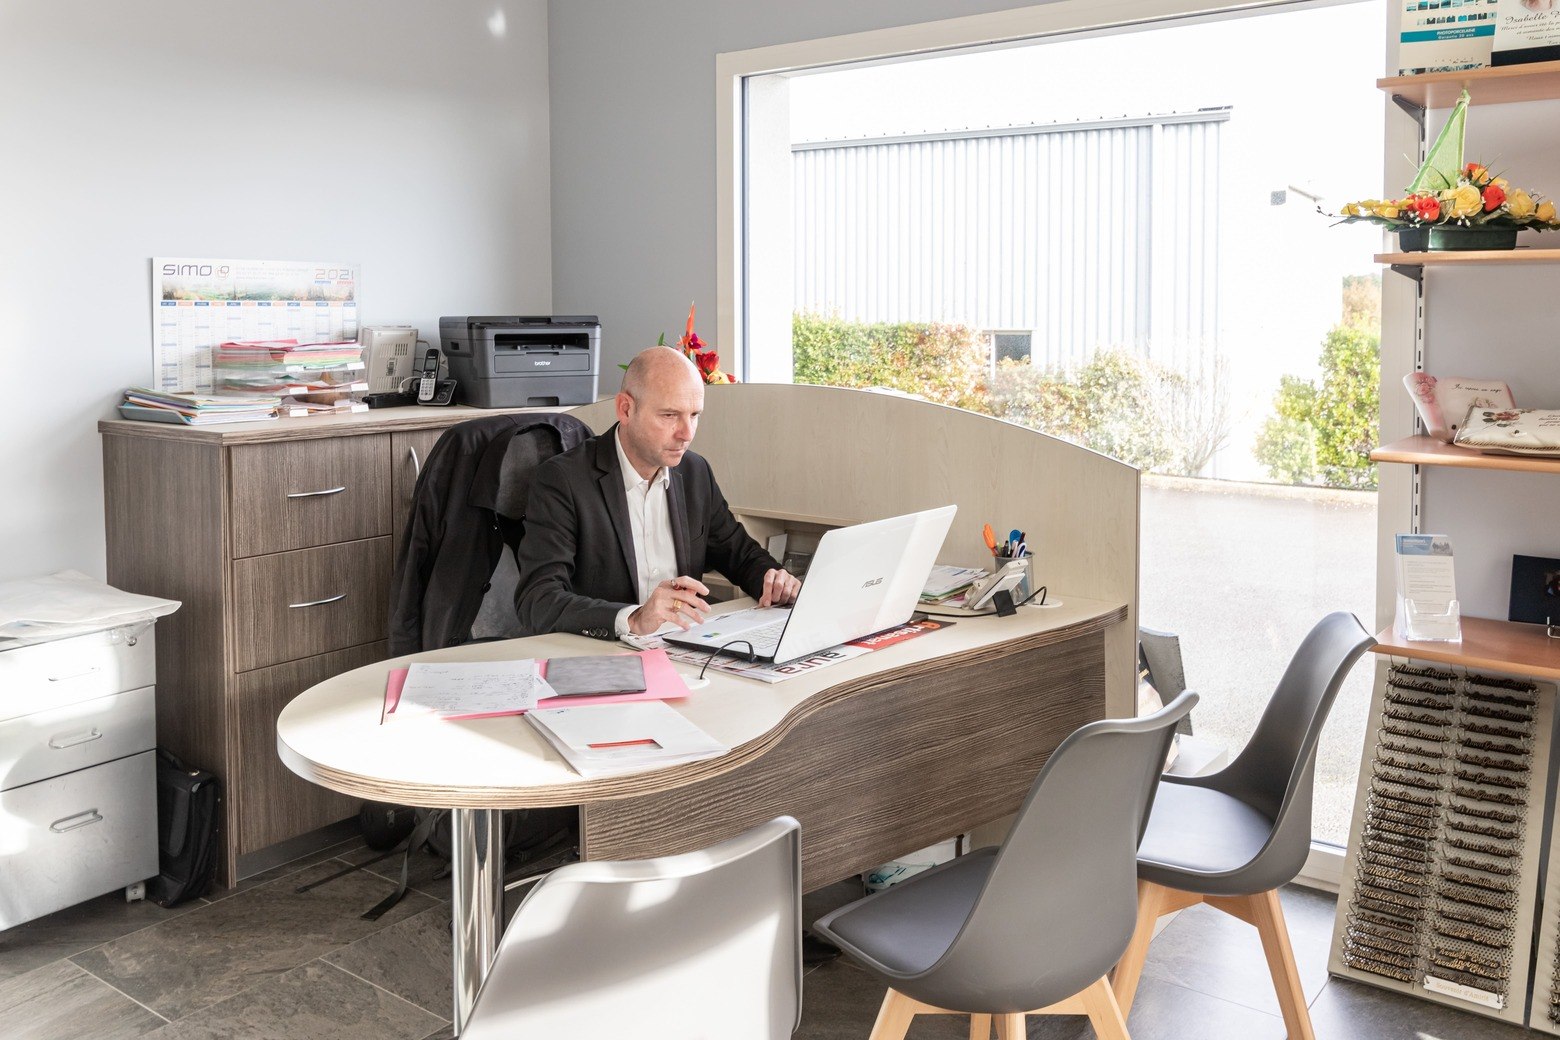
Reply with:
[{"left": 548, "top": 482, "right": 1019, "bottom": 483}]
[
  {"left": 0, "top": 685, "right": 156, "bottom": 792},
  {"left": 233, "top": 537, "right": 392, "bottom": 672},
  {"left": 0, "top": 751, "right": 158, "bottom": 930},
  {"left": 234, "top": 642, "right": 386, "bottom": 855},
  {"left": 0, "top": 626, "right": 156, "bottom": 724},
  {"left": 391, "top": 429, "right": 448, "bottom": 552},
  {"left": 230, "top": 435, "right": 392, "bottom": 557}
]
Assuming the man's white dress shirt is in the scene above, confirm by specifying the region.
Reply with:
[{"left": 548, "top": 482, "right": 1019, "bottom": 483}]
[{"left": 612, "top": 430, "right": 679, "bottom": 636}]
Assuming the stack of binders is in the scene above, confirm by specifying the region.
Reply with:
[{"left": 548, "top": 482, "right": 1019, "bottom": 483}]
[
  {"left": 120, "top": 387, "right": 279, "bottom": 425},
  {"left": 213, "top": 339, "right": 368, "bottom": 417}
]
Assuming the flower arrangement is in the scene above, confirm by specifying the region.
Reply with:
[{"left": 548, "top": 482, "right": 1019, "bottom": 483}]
[
  {"left": 1338, "top": 163, "right": 1559, "bottom": 232},
  {"left": 659, "top": 303, "right": 736, "bottom": 384},
  {"left": 1332, "top": 89, "right": 1560, "bottom": 245}
]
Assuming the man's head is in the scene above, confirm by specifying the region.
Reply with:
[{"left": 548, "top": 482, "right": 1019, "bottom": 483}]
[{"left": 616, "top": 346, "right": 704, "bottom": 478}]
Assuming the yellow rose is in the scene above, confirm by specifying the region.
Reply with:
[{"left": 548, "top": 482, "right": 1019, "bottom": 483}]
[
  {"left": 1538, "top": 200, "right": 1557, "bottom": 224},
  {"left": 1508, "top": 189, "right": 1537, "bottom": 220},
  {"left": 1494, "top": 177, "right": 1509, "bottom": 189},
  {"left": 1449, "top": 183, "right": 1482, "bottom": 219}
]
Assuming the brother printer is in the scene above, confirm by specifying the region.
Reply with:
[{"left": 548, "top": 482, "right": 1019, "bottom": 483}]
[{"left": 439, "top": 315, "right": 601, "bottom": 407}]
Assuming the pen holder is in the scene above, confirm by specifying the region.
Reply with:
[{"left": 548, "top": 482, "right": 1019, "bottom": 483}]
[{"left": 990, "top": 554, "right": 1032, "bottom": 604}]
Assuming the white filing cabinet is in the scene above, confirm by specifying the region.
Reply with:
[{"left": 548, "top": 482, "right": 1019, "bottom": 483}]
[{"left": 0, "top": 624, "right": 160, "bottom": 929}]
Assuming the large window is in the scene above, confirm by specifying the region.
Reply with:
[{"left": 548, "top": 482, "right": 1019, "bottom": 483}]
[{"left": 735, "top": 0, "right": 1385, "bottom": 861}]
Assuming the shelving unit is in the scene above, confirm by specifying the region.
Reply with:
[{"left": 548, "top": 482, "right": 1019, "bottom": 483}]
[
  {"left": 1329, "top": 58, "right": 1560, "bottom": 1031},
  {"left": 1371, "top": 436, "right": 1560, "bottom": 475},
  {"left": 1371, "top": 617, "right": 1560, "bottom": 681},
  {"left": 1376, "top": 249, "right": 1560, "bottom": 268},
  {"left": 1379, "top": 60, "right": 1560, "bottom": 109}
]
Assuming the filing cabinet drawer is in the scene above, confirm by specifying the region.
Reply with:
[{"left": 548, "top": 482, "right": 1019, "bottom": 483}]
[
  {"left": 0, "top": 750, "right": 158, "bottom": 930},
  {"left": 234, "top": 642, "right": 385, "bottom": 855},
  {"left": 230, "top": 434, "right": 392, "bottom": 557},
  {"left": 233, "top": 537, "right": 392, "bottom": 671},
  {"left": 0, "top": 626, "right": 156, "bottom": 724},
  {"left": 0, "top": 685, "right": 156, "bottom": 792}
]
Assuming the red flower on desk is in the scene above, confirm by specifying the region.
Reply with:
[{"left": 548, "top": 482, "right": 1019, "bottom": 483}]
[{"left": 672, "top": 303, "right": 736, "bottom": 385}]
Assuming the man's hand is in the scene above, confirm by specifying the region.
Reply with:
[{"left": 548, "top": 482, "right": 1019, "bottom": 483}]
[
  {"left": 757, "top": 567, "right": 801, "bottom": 607},
  {"left": 628, "top": 576, "right": 711, "bottom": 635}
]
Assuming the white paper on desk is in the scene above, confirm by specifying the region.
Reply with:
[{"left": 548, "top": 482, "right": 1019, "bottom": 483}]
[
  {"left": 399, "top": 660, "right": 549, "bottom": 717},
  {"left": 1395, "top": 534, "right": 1460, "bottom": 641},
  {"left": 528, "top": 702, "right": 726, "bottom": 776}
]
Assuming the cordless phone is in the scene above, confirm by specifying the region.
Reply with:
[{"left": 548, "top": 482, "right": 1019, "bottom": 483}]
[{"left": 416, "top": 348, "right": 440, "bottom": 404}]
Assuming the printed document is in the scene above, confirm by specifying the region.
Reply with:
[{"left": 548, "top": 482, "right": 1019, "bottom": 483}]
[
  {"left": 1395, "top": 534, "right": 1461, "bottom": 642},
  {"left": 397, "top": 659, "right": 551, "bottom": 718}
]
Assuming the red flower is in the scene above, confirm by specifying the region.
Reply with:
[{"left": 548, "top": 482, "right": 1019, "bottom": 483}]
[
  {"left": 694, "top": 350, "right": 720, "bottom": 378},
  {"left": 1483, "top": 183, "right": 1507, "bottom": 212},
  {"left": 1415, "top": 195, "right": 1441, "bottom": 221}
]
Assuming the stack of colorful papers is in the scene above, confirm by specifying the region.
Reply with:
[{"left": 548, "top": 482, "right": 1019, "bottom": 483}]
[
  {"left": 213, "top": 339, "right": 368, "bottom": 416},
  {"left": 120, "top": 387, "right": 279, "bottom": 425}
]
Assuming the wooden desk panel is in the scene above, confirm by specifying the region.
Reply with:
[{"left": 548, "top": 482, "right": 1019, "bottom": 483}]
[{"left": 582, "top": 631, "right": 1104, "bottom": 891}]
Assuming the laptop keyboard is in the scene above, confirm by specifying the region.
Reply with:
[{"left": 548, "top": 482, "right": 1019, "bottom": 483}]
[{"left": 738, "top": 618, "right": 788, "bottom": 653}]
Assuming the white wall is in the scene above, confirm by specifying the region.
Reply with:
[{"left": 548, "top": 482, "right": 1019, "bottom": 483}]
[
  {"left": 0, "top": 0, "right": 553, "bottom": 583},
  {"left": 546, "top": 0, "right": 1050, "bottom": 372}
]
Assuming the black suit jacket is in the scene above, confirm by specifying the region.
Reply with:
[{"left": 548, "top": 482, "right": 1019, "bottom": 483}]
[{"left": 514, "top": 425, "right": 780, "bottom": 639}]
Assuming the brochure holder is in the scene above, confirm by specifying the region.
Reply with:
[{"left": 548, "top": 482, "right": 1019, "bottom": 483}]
[{"left": 1396, "top": 596, "right": 1462, "bottom": 643}]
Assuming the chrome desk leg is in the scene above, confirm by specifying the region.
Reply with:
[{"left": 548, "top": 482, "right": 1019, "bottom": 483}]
[{"left": 450, "top": 808, "right": 504, "bottom": 1035}]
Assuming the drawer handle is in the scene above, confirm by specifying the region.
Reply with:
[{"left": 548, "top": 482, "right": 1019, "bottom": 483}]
[
  {"left": 48, "top": 728, "right": 104, "bottom": 749},
  {"left": 47, "top": 666, "right": 100, "bottom": 683},
  {"left": 289, "top": 593, "right": 347, "bottom": 609},
  {"left": 286, "top": 486, "right": 347, "bottom": 499},
  {"left": 409, "top": 445, "right": 422, "bottom": 478},
  {"left": 50, "top": 809, "right": 104, "bottom": 833}
]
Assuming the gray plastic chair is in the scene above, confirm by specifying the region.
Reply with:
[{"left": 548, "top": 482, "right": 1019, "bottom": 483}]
[
  {"left": 459, "top": 816, "right": 801, "bottom": 1040},
  {"left": 1112, "top": 611, "right": 1373, "bottom": 1040},
  {"left": 813, "top": 692, "right": 1197, "bottom": 1040}
]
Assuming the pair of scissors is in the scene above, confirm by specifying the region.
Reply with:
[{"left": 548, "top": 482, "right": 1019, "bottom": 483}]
[{"left": 982, "top": 524, "right": 998, "bottom": 554}]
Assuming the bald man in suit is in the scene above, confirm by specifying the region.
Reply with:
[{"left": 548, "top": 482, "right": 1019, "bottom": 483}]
[{"left": 515, "top": 346, "right": 801, "bottom": 639}]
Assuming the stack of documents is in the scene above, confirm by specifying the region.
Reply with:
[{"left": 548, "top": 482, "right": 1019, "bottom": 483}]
[
  {"left": 213, "top": 339, "right": 368, "bottom": 416},
  {"left": 919, "top": 565, "right": 987, "bottom": 604},
  {"left": 527, "top": 702, "right": 727, "bottom": 778},
  {"left": 120, "top": 387, "right": 279, "bottom": 425}
]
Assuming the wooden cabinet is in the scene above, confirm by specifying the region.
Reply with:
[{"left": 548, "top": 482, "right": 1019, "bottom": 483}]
[{"left": 100, "top": 405, "right": 542, "bottom": 885}]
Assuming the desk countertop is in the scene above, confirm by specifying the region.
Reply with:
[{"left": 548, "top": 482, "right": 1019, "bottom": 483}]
[{"left": 276, "top": 596, "right": 1126, "bottom": 809}]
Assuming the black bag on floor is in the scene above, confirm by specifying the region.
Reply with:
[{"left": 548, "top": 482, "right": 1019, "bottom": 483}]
[{"left": 148, "top": 748, "right": 221, "bottom": 907}]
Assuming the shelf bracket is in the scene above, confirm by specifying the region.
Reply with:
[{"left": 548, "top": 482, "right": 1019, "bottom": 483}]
[
  {"left": 1391, "top": 93, "right": 1426, "bottom": 133},
  {"left": 1389, "top": 263, "right": 1424, "bottom": 284}
]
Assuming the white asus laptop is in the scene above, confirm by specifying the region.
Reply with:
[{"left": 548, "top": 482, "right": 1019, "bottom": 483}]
[{"left": 662, "top": 505, "right": 957, "bottom": 663}]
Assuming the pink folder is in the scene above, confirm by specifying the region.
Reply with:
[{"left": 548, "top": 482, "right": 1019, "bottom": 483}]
[{"left": 382, "top": 647, "right": 691, "bottom": 721}]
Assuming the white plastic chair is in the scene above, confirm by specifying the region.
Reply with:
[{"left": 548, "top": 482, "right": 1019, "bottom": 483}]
[{"left": 459, "top": 816, "right": 802, "bottom": 1040}]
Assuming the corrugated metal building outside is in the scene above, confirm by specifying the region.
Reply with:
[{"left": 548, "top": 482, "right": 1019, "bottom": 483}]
[{"left": 792, "top": 109, "right": 1227, "bottom": 370}]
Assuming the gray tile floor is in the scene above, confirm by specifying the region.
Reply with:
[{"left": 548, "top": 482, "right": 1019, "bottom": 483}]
[{"left": 0, "top": 841, "right": 1542, "bottom": 1039}]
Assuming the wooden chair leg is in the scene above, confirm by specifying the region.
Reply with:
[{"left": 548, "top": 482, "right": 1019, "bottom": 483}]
[
  {"left": 1080, "top": 976, "right": 1132, "bottom": 1040},
  {"left": 969, "top": 1013, "right": 993, "bottom": 1040},
  {"left": 992, "top": 1013, "right": 1026, "bottom": 1040},
  {"left": 1244, "top": 889, "right": 1315, "bottom": 1040},
  {"left": 867, "top": 989, "right": 918, "bottom": 1040},
  {"left": 1111, "top": 878, "right": 1169, "bottom": 1015}
]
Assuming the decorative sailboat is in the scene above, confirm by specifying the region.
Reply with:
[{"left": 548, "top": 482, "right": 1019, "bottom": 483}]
[{"left": 1335, "top": 90, "right": 1560, "bottom": 251}]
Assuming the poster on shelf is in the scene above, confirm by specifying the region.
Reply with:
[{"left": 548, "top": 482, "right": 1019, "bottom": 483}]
[
  {"left": 150, "top": 257, "right": 359, "bottom": 393},
  {"left": 1394, "top": 0, "right": 1499, "bottom": 76},
  {"left": 1493, "top": 0, "right": 1560, "bottom": 65}
]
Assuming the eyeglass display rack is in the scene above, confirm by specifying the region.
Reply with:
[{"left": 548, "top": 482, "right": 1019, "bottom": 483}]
[{"left": 1329, "top": 661, "right": 1556, "bottom": 1028}]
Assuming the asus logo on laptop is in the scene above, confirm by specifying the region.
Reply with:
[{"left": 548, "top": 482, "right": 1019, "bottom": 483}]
[{"left": 862, "top": 577, "right": 883, "bottom": 589}]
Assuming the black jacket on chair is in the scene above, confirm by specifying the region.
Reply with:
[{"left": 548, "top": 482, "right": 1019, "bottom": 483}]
[
  {"left": 388, "top": 412, "right": 591, "bottom": 656},
  {"left": 514, "top": 424, "right": 780, "bottom": 639}
]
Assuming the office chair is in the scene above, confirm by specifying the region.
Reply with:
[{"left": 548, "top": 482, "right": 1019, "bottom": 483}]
[
  {"left": 458, "top": 816, "right": 803, "bottom": 1040},
  {"left": 812, "top": 692, "right": 1197, "bottom": 1040},
  {"left": 1111, "top": 611, "right": 1374, "bottom": 1040}
]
